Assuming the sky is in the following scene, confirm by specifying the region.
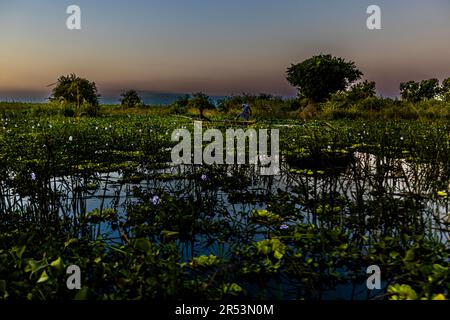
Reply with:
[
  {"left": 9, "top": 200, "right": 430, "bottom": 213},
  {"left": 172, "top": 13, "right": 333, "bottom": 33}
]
[{"left": 1, "top": 0, "right": 450, "bottom": 101}]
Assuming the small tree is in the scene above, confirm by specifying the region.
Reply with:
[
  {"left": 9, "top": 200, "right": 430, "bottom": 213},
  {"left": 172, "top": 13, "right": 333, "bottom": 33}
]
[
  {"left": 190, "top": 92, "right": 214, "bottom": 119},
  {"left": 286, "top": 54, "right": 363, "bottom": 102},
  {"left": 347, "top": 80, "right": 376, "bottom": 102},
  {"left": 441, "top": 78, "right": 450, "bottom": 102},
  {"left": 418, "top": 79, "right": 439, "bottom": 100},
  {"left": 50, "top": 74, "right": 99, "bottom": 107},
  {"left": 400, "top": 81, "right": 420, "bottom": 103},
  {"left": 171, "top": 94, "right": 190, "bottom": 114},
  {"left": 120, "top": 90, "right": 142, "bottom": 108}
]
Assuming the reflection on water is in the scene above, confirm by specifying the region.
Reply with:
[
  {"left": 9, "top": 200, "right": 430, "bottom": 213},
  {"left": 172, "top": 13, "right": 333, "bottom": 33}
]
[{"left": 0, "top": 151, "right": 449, "bottom": 299}]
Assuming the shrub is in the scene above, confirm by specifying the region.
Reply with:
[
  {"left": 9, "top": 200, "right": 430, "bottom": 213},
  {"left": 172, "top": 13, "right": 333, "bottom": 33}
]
[{"left": 170, "top": 95, "right": 190, "bottom": 114}]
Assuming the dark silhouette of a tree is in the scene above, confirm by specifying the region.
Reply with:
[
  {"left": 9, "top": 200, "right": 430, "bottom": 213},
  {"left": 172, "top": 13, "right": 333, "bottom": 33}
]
[
  {"left": 190, "top": 92, "right": 214, "bottom": 120},
  {"left": 50, "top": 74, "right": 100, "bottom": 107},
  {"left": 120, "top": 90, "right": 142, "bottom": 108}
]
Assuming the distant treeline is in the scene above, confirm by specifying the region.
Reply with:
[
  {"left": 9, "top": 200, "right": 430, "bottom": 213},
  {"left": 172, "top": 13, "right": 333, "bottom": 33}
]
[
  {"left": 4, "top": 91, "right": 450, "bottom": 121},
  {"left": 3, "top": 52, "right": 450, "bottom": 120}
]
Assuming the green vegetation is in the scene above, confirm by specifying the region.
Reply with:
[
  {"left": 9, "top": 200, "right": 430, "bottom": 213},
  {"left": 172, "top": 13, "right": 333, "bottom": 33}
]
[
  {"left": 286, "top": 54, "right": 363, "bottom": 102},
  {"left": 0, "top": 103, "right": 448, "bottom": 300},
  {"left": 49, "top": 74, "right": 100, "bottom": 117},
  {"left": 119, "top": 90, "right": 143, "bottom": 108},
  {"left": 400, "top": 78, "right": 450, "bottom": 103},
  {"left": 1, "top": 56, "right": 449, "bottom": 300},
  {"left": 190, "top": 92, "right": 215, "bottom": 120}
]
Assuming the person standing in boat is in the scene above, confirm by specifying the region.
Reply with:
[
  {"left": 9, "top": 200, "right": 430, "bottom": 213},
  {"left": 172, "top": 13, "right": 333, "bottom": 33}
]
[{"left": 236, "top": 103, "right": 251, "bottom": 121}]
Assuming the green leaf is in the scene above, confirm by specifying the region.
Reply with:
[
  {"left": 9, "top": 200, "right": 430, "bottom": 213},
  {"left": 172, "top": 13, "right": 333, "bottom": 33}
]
[
  {"left": 404, "top": 249, "right": 415, "bottom": 262},
  {"left": 389, "top": 251, "right": 399, "bottom": 259},
  {"left": 74, "top": 287, "right": 89, "bottom": 300},
  {"left": 37, "top": 271, "right": 49, "bottom": 284},
  {"left": 190, "top": 255, "right": 220, "bottom": 268},
  {"left": 64, "top": 238, "right": 78, "bottom": 248},
  {"left": 432, "top": 264, "right": 446, "bottom": 273},
  {"left": 25, "top": 259, "right": 48, "bottom": 275},
  {"left": 222, "top": 283, "right": 243, "bottom": 295},
  {"left": 0, "top": 280, "right": 7, "bottom": 299},
  {"left": 134, "top": 238, "right": 152, "bottom": 253},
  {"left": 50, "top": 257, "right": 63, "bottom": 271},
  {"left": 11, "top": 245, "right": 26, "bottom": 259},
  {"left": 161, "top": 230, "right": 179, "bottom": 239},
  {"left": 274, "top": 250, "right": 284, "bottom": 260}
]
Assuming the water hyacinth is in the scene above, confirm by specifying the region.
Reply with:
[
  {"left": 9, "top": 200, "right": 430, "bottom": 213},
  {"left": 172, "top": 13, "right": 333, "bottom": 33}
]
[
  {"left": 0, "top": 110, "right": 449, "bottom": 300},
  {"left": 152, "top": 195, "right": 161, "bottom": 205}
]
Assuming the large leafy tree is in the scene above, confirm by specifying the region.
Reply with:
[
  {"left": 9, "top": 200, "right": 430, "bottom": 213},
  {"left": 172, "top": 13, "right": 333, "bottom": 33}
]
[
  {"left": 50, "top": 74, "right": 99, "bottom": 107},
  {"left": 286, "top": 54, "right": 363, "bottom": 102}
]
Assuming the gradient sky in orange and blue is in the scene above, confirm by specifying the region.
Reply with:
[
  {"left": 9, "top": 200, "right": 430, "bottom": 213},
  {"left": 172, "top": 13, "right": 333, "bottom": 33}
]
[{"left": 1, "top": 0, "right": 450, "bottom": 100}]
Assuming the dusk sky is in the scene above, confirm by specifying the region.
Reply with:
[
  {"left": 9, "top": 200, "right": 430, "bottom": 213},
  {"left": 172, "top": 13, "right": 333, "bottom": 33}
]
[{"left": 1, "top": 0, "right": 450, "bottom": 101}]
